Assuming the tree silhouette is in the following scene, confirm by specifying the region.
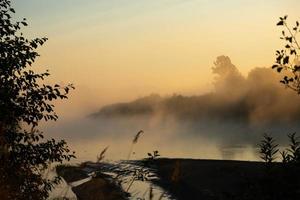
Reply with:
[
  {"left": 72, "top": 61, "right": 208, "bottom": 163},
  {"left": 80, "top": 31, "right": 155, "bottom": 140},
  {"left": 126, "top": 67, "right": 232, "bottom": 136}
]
[{"left": 0, "top": 0, "right": 75, "bottom": 199}]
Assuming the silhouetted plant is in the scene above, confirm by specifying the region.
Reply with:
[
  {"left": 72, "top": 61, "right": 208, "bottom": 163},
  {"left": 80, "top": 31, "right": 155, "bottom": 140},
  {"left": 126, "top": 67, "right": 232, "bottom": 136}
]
[
  {"left": 258, "top": 134, "right": 281, "bottom": 200},
  {"left": 257, "top": 133, "right": 300, "bottom": 200},
  {"left": 0, "top": 0, "right": 75, "bottom": 199},
  {"left": 147, "top": 150, "right": 160, "bottom": 161},
  {"left": 280, "top": 150, "right": 290, "bottom": 164},
  {"left": 270, "top": 17, "right": 300, "bottom": 198},
  {"left": 126, "top": 150, "right": 160, "bottom": 192},
  {"left": 286, "top": 132, "right": 300, "bottom": 163},
  {"left": 96, "top": 146, "right": 109, "bottom": 163},
  {"left": 272, "top": 15, "right": 300, "bottom": 93},
  {"left": 127, "top": 130, "right": 144, "bottom": 160},
  {"left": 283, "top": 133, "right": 300, "bottom": 199},
  {"left": 259, "top": 133, "right": 279, "bottom": 168}
]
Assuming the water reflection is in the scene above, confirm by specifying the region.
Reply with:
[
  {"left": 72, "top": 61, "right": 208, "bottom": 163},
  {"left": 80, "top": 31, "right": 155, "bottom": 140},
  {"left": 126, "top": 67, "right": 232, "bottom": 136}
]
[{"left": 44, "top": 116, "right": 262, "bottom": 162}]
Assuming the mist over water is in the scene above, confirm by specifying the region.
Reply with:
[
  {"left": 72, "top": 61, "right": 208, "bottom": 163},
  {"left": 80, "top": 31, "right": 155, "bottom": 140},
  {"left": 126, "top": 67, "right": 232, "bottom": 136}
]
[
  {"left": 43, "top": 115, "right": 255, "bottom": 162},
  {"left": 44, "top": 114, "right": 300, "bottom": 162},
  {"left": 44, "top": 56, "right": 300, "bottom": 162}
]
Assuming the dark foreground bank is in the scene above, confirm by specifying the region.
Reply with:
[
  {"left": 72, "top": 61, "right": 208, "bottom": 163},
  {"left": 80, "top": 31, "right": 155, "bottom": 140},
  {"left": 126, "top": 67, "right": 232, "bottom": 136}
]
[
  {"left": 147, "top": 158, "right": 299, "bottom": 200},
  {"left": 56, "top": 164, "right": 129, "bottom": 200},
  {"left": 57, "top": 158, "right": 300, "bottom": 200}
]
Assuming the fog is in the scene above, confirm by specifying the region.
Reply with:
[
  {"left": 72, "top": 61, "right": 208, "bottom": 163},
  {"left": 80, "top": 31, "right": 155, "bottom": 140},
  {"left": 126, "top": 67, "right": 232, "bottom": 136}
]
[{"left": 43, "top": 56, "right": 300, "bottom": 162}]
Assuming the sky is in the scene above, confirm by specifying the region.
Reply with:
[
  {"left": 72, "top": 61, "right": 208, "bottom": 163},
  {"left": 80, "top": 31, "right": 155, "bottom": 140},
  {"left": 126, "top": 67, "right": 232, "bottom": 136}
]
[{"left": 11, "top": 0, "right": 300, "bottom": 118}]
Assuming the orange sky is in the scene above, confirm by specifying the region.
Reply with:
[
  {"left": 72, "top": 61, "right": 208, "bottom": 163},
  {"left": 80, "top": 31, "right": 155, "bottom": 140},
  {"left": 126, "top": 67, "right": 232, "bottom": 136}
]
[{"left": 12, "top": 0, "right": 300, "bottom": 119}]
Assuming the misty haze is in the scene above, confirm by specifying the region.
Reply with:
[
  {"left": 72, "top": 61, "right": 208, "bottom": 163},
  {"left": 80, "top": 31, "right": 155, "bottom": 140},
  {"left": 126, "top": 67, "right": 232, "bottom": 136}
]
[
  {"left": 3, "top": 1, "right": 300, "bottom": 200},
  {"left": 44, "top": 56, "right": 300, "bottom": 162}
]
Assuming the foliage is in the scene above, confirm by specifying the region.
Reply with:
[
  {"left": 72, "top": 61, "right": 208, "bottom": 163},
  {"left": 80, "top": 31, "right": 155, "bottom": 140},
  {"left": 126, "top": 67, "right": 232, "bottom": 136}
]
[
  {"left": 280, "top": 133, "right": 300, "bottom": 164},
  {"left": 125, "top": 151, "right": 160, "bottom": 192},
  {"left": 147, "top": 150, "right": 160, "bottom": 161},
  {"left": 0, "top": 0, "right": 75, "bottom": 199},
  {"left": 270, "top": 16, "right": 300, "bottom": 198},
  {"left": 259, "top": 133, "right": 279, "bottom": 167},
  {"left": 257, "top": 133, "right": 300, "bottom": 200},
  {"left": 285, "top": 132, "right": 300, "bottom": 163},
  {"left": 279, "top": 133, "right": 300, "bottom": 199},
  {"left": 272, "top": 15, "right": 300, "bottom": 93}
]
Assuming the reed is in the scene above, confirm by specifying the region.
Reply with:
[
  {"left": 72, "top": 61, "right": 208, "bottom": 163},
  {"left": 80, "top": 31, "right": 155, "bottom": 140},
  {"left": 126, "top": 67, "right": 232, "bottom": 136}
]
[
  {"left": 127, "top": 130, "right": 143, "bottom": 160},
  {"left": 96, "top": 146, "right": 109, "bottom": 163}
]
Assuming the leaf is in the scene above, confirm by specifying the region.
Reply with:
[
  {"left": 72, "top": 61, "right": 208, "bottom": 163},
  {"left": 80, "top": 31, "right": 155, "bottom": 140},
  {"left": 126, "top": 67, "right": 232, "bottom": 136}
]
[
  {"left": 21, "top": 21, "right": 28, "bottom": 26},
  {"left": 283, "top": 56, "right": 289, "bottom": 64},
  {"left": 294, "top": 65, "right": 300, "bottom": 72},
  {"left": 277, "top": 67, "right": 283, "bottom": 73},
  {"left": 277, "top": 20, "right": 284, "bottom": 26},
  {"left": 272, "top": 64, "right": 278, "bottom": 69},
  {"left": 291, "top": 49, "right": 297, "bottom": 55},
  {"left": 286, "top": 37, "right": 293, "bottom": 43}
]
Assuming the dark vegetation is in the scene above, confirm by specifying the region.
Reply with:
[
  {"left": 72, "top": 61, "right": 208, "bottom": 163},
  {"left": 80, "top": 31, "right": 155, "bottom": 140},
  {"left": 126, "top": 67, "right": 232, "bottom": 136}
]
[
  {"left": 272, "top": 15, "right": 300, "bottom": 93},
  {"left": 0, "top": 0, "right": 75, "bottom": 199}
]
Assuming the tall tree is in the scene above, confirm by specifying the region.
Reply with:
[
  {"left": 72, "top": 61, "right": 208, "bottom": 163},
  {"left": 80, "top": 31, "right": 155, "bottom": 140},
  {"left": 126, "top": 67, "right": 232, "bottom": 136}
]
[{"left": 0, "top": 0, "right": 75, "bottom": 199}]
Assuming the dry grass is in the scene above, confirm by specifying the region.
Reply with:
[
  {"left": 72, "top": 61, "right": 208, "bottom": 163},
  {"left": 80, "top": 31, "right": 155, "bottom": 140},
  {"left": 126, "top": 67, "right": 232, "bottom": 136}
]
[
  {"left": 127, "top": 130, "right": 143, "bottom": 160},
  {"left": 96, "top": 146, "right": 109, "bottom": 163}
]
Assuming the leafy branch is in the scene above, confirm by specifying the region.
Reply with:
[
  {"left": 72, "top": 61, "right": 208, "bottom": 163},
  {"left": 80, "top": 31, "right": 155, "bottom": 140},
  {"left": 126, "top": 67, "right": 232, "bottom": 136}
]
[{"left": 272, "top": 15, "right": 300, "bottom": 93}]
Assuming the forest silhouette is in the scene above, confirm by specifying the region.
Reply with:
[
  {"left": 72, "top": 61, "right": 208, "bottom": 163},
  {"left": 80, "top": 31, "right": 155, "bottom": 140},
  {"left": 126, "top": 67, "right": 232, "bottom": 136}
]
[{"left": 92, "top": 56, "right": 300, "bottom": 125}]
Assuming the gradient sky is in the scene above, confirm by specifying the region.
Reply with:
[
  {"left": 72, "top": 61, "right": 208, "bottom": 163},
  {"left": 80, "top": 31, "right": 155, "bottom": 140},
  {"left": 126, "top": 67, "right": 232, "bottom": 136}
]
[{"left": 11, "top": 0, "right": 300, "bottom": 118}]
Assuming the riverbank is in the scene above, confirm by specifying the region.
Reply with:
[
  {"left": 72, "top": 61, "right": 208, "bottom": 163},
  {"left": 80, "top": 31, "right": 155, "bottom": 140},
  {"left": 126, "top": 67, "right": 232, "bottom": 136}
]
[
  {"left": 56, "top": 164, "right": 129, "bottom": 200},
  {"left": 148, "top": 158, "right": 282, "bottom": 200},
  {"left": 56, "top": 158, "right": 288, "bottom": 200}
]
